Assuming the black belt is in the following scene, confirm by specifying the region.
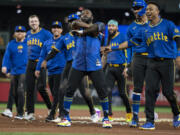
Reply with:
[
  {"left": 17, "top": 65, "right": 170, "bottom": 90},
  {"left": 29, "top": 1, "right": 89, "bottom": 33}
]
[
  {"left": 29, "top": 59, "right": 39, "bottom": 62},
  {"left": 135, "top": 52, "right": 148, "bottom": 56},
  {"left": 152, "top": 58, "right": 172, "bottom": 61}
]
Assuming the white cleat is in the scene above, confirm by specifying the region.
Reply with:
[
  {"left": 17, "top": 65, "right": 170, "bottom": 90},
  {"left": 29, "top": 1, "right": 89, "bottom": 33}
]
[
  {"left": 91, "top": 113, "right": 100, "bottom": 123},
  {"left": 51, "top": 117, "right": 61, "bottom": 123},
  {"left": 24, "top": 113, "right": 35, "bottom": 121},
  {"left": 14, "top": 115, "right": 24, "bottom": 120},
  {"left": 1, "top": 109, "right": 13, "bottom": 118}
]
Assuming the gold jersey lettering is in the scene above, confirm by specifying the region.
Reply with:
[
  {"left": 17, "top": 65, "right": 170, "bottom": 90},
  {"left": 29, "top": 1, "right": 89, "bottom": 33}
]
[{"left": 157, "top": 32, "right": 161, "bottom": 40}]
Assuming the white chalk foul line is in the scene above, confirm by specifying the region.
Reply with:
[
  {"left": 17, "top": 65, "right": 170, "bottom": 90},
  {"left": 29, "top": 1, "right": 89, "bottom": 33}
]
[{"left": 70, "top": 116, "right": 172, "bottom": 124}]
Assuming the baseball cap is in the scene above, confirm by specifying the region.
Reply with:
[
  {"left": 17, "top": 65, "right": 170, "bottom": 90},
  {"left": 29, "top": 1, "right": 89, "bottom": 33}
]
[
  {"left": 15, "top": 26, "right": 26, "bottom": 32},
  {"left": 52, "top": 21, "right": 62, "bottom": 28},
  {"left": 108, "top": 19, "right": 118, "bottom": 27},
  {"left": 132, "top": 0, "right": 146, "bottom": 7},
  {"left": 67, "top": 13, "right": 80, "bottom": 22}
]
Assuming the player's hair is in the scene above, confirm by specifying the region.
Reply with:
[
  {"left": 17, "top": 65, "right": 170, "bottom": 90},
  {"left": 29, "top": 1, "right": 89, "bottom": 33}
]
[
  {"left": 147, "top": 1, "right": 161, "bottom": 11},
  {"left": 28, "top": 14, "right": 39, "bottom": 20}
]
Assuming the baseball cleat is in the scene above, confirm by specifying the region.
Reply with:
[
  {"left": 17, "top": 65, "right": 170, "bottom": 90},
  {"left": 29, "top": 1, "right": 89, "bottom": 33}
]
[
  {"left": 173, "top": 114, "right": 180, "bottom": 128},
  {"left": 1, "top": 109, "right": 13, "bottom": 118},
  {"left": 57, "top": 118, "right": 71, "bottom": 127},
  {"left": 139, "top": 122, "right": 155, "bottom": 130}
]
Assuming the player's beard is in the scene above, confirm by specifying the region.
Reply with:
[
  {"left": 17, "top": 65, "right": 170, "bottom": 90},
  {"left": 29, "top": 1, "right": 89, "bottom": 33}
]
[
  {"left": 81, "top": 16, "right": 93, "bottom": 24},
  {"left": 109, "top": 30, "right": 117, "bottom": 38}
]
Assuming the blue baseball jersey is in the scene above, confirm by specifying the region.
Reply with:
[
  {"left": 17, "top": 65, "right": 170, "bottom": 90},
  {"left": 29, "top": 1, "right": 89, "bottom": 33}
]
[
  {"left": 104, "top": 32, "right": 130, "bottom": 64},
  {"left": 54, "top": 32, "right": 76, "bottom": 62},
  {"left": 63, "top": 32, "right": 76, "bottom": 61},
  {"left": 72, "top": 34, "right": 103, "bottom": 71},
  {"left": 26, "top": 28, "right": 52, "bottom": 60},
  {"left": 127, "top": 21, "right": 149, "bottom": 53},
  {"left": 131, "top": 19, "right": 180, "bottom": 58},
  {"left": 36, "top": 36, "right": 66, "bottom": 75},
  {"left": 2, "top": 39, "right": 28, "bottom": 75}
]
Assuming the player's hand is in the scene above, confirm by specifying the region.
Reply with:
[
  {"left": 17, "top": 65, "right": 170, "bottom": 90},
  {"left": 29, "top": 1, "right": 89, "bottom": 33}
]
[
  {"left": 35, "top": 70, "right": 40, "bottom": 78},
  {"left": 123, "top": 67, "right": 128, "bottom": 78},
  {"left": 6, "top": 73, "right": 10, "bottom": 78},
  {"left": 101, "top": 46, "right": 112, "bottom": 54},
  {"left": 176, "top": 56, "right": 180, "bottom": 69},
  {"left": 41, "top": 60, "right": 47, "bottom": 69},
  {"left": 71, "top": 30, "right": 84, "bottom": 36},
  {"left": 1, "top": 67, "right": 7, "bottom": 74}
]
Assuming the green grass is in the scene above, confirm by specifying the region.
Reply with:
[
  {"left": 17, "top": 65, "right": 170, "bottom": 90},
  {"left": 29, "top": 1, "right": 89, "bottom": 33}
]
[
  {"left": 0, "top": 133, "right": 105, "bottom": 135},
  {"left": 0, "top": 103, "right": 171, "bottom": 113}
]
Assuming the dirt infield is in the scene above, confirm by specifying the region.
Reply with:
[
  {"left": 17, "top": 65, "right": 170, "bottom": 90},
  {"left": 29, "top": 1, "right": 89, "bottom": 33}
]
[{"left": 0, "top": 109, "right": 180, "bottom": 135}]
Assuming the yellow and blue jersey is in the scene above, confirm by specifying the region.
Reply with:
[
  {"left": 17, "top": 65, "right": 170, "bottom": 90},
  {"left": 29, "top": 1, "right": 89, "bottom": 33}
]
[
  {"left": 53, "top": 32, "right": 76, "bottom": 62},
  {"left": 127, "top": 21, "right": 149, "bottom": 54},
  {"left": 131, "top": 19, "right": 180, "bottom": 58},
  {"left": 26, "top": 28, "right": 52, "bottom": 60},
  {"left": 2, "top": 39, "right": 28, "bottom": 75},
  {"left": 36, "top": 36, "right": 66, "bottom": 75},
  {"left": 105, "top": 32, "right": 129, "bottom": 65},
  {"left": 63, "top": 32, "right": 76, "bottom": 61}
]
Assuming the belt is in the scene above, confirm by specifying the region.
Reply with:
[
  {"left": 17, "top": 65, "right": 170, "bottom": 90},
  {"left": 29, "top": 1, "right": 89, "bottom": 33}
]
[
  {"left": 135, "top": 52, "right": 148, "bottom": 56},
  {"left": 109, "top": 63, "right": 126, "bottom": 67},
  {"left": 29, "top": 59, "right": 39, "bottom": 62},
  {"left": 152, "top": 58, "right": 172, "bottom": 61}
]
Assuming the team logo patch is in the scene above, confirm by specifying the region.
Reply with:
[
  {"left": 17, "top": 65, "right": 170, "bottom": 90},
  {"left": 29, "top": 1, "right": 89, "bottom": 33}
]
[
  {"left": 18, "top": 45, "right": 23, "bottom": 53},
  {"left": 96, "top": 59, "right": 101, "bottom": 66},
  {"left": 18, "top": 45, "right": 23, "bottom": 49},
  {"left": 175, "top": 28, "right": 179, "bottom": 33}
]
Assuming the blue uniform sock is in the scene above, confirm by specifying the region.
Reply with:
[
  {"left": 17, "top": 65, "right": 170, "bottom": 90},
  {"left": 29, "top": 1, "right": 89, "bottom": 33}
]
[
  {"left": 100, "top": 97, "right": 109, "bottom": 118},
  {"left": 63, "top": 96, "right": 73, "bottom": 113},
  {"left": 132, "top": 92, "right": 141, "bottom": 116}
]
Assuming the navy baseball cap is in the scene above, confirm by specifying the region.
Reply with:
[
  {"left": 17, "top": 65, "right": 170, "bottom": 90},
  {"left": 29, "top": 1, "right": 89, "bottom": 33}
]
[
  {"left": 52, "top": 21, "right": 62, "bottom": 28},
  {"left": 15, "top": 26, "right": 26, "bottom": 32},
  {"left": 132, "top": 0, "right": 146, "bottom": 7},
  {"left": 67, "top": 13, "right": 80, "bottom": 22}
]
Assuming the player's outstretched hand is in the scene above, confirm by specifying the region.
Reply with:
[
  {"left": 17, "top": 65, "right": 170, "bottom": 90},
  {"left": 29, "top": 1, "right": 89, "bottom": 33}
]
[
  {"left": 122, "top": 67, "right": 128, "bottom": 78},
  {"left": 35, "top": 70, "right": 40, "bottom": 78},
  {"left": 1, "top": 67, "right": 7, "bottom": 74},
  {"left": 41, "top": 60, "right": 47, "bottom": 69}
]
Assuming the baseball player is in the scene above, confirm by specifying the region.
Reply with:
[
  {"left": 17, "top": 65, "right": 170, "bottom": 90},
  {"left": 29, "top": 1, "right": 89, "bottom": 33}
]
[
  {"left": 2, "top": 26, "right": 27, "bottom": 119},
  {"left": 35, "top": 21, "right": 66, "bottom": 122},
  {"left": 130, "top": 1, "right": 180, "bottom": 130},
  {"left": 24, "top": 15, "right": 52, "bottom": 120},
  {"left": 43, "top": 9, "right": 112, "bottom": 128},
  {"left": 104, "top": 19, "right": 132, "bottom": 123},
  {"left": 41, "top": 13, "right": 99, "bottom": 123}
]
